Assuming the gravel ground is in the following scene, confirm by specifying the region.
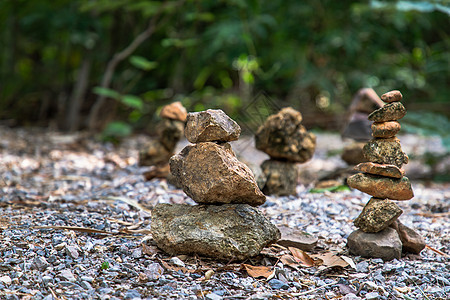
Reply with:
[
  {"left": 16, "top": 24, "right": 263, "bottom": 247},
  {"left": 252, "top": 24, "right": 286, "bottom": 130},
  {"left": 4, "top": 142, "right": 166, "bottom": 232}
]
[{"left": 0, "top": 126, "right": 449, "bottom": 300}]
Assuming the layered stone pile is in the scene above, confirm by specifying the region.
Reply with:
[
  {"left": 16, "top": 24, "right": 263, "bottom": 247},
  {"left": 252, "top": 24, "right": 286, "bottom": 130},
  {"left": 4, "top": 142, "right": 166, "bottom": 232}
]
[
  {"left": 346, "top": 90, "right": 425, "bottom": 260},
  {"left": 255, "top": 107, "right": 316, "bottom": 195},
  {"left": 151, "top": 109, "right": 280, "bottom": 260},
  {"left": 139, "top": 102, "right": 187, "bottom": 179}
]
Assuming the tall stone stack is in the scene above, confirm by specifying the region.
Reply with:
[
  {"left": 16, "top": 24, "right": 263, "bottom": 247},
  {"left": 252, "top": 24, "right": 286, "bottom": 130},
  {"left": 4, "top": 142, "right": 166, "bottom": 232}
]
[
  {"left": 151, "top": 109, "right": 280, "bottom": 260},
  {"left": 347, "top": 90, "right": 425, "bottom": 261},
  {"left": 255, "top": 107, "right": 316, "bottom": 196}
]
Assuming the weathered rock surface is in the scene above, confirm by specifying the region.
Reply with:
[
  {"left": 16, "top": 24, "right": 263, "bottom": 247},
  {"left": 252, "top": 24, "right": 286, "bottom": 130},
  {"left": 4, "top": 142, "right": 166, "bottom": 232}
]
[
  {"left": 255, "top": 107, "right": 316, "bottom": 162},
  {"left": 354, "top": 198, "right": 403, "bottom": 233},
  {"left": 169, "top": 142, "right": 265, "bottom": 206},
  {"left": 390, "top": 220, "right": 426, "bottom": 254},
  {"left": 151, "top": 204, "right": 280, "bottom": 260},
  {"left": 347, "top": 228, "right": 402, "bottom": 261},
  {"left": 260, "top": 159, "right": 298, "bottom": 196},
  {"left": 277, "top": 225, "right": 318, "bottom": 251},
  {"left": 160, "top": 101, "right": 187, "bottom": 121},
  {"left": 347, "top": 173, "right": 414, "bottom": 200},
  {"left": 341, "top": 142, "right": 368, "bottom": 165},
  {"left": 363, "top": 137, "right": 409, "bottom": 168},
  {"left": 371, "top": 121, "right": 401, "bottom": 138},
  {"left": 157, "top": 119, "right": 184, "bottom": 151},
  {"left": 185, "top": 109, "right": 241, "bottom": 143},
  {"left": 139, "top": 140, "right": 173, "bottom": 166},
  {"left": 354, "top": 162, "right": 404, "bottom": 179},
  {"left": 368, "top": 102, "right": 406, "bottom": 122},
  {"left": 381, "top": 90, "right": 402, "bottom": 103}
]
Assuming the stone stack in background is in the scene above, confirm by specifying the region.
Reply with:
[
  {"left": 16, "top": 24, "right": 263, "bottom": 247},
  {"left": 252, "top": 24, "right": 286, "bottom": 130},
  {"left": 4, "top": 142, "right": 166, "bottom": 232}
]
[
  {"left": 255, "top": 107, "right": 316, "bottom": 196},
  {"left": 151, "top": 109, "right": 280, "bottom": 260},
  {"left": 347, "top": 90, "right": 425, "bottom": 260},
  {"left": 139, "top": 102, "right": 187, "bottom": 180}
]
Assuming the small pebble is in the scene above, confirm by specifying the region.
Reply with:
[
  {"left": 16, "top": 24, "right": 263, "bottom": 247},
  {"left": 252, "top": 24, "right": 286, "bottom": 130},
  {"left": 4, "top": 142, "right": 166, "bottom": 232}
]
[{"left": 268, "top": 279, "right": 289, "bottom": 290}]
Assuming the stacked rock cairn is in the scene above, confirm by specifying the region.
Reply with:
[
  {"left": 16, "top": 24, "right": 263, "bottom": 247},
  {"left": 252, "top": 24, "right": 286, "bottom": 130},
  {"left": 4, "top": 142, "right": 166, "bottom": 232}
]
[
  {"left": 151, "top": 109, "right": 280, "bottom": 260},
  {"left": 255, "top": 107, "right": 316, "bottom": 196},
  {"left": 139, "top": 102, "right": 187, "bottom": 179},
  {"left": 347, "top": 90, "right": 425, "bottom": 261}
]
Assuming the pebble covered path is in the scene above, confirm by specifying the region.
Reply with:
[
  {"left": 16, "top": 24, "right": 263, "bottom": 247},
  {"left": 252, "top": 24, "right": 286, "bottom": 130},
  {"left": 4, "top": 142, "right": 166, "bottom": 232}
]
[{"left": 1, "top": 126, "right": 448, "bottom": 299}]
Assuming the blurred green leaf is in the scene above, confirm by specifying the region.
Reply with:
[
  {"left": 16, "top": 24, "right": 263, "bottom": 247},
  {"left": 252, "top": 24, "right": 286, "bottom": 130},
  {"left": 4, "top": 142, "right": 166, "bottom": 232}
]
[
  {"left": 129, "top": 56, "right": 158, "bottom": 71},
  {"left": 93, "top": 87, "right": 121, "bottom": 100},
  {"left": 309, "top": 185, "right": 351, "bottom": 193},
  {"left": 120, "top": 95, "right": 144, "bottom": 111}
]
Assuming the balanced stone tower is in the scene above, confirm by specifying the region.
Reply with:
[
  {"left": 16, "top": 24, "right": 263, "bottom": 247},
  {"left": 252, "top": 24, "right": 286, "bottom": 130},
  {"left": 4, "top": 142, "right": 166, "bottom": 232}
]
[
  {"left": 151, "top": 109, "right": 280, "bottom": 260},
  {"left": 255, "top": 107, "right": 316, "bottom": 195},
  {"left": 347, "top": 90, "right": 425, "bottom": 260}
]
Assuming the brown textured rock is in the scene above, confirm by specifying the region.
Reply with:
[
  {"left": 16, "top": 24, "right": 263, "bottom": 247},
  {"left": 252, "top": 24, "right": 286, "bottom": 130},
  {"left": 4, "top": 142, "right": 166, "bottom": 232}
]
[
  {"left": 347, "top": 228, "right": 402, "bottom": 261},
  {"left": 381, "top": 90, "right": 403, "bottom": 103},
  {"left": 347, "top": 173, "right": 414, "bottom": 200},
  {"left": 169, "top": 142, "right": 265, "bottom": 206},
  {"left": 390, "top": 220, "right": 426, "bottom": 254},
  {"left": 255, "top": 107, "right": 316, "bottom": 162},
  {"left": 341, "top": 142, "right": 369, "bottom": 165},
  {"left": 139, "top": 140, "right": 173, "bottom": 166},
  {"left": 368, "top": 102, "right": 406, "bottom": 122},
  {"left": 185, "top": 109, "right": 241, "bottom": 143},
  {"left": 354, "top": 162, "right": 405, "bottom": 179},
  {"left": 157, "top": 119, "right": 184, "bottom": 151},
  {"left": 371, "top": 121, "right": 401, "bottom": 138},
  {"left": 363, "top": 137, "right": 409, "bottom": 168},
  {"left": 354, "top": 198, "right": 403, "bottom": 233},
  {"left": 277, "top": 225, "right": 318, "bottom": 251},
  {"left": 260, "top": 159, "right": 298, "bottom": 196},
  {"left": 160, "top": 101, "right": 187, "bottom": 121},
  {"left": 151, "top": 204, "right": 280, "bottom": 260}
]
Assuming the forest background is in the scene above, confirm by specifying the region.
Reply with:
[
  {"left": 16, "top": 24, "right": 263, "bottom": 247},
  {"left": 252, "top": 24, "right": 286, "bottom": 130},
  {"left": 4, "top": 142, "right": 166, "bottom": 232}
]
[{"left": 0, "top": 0, "right": 448, "bottom": 141}]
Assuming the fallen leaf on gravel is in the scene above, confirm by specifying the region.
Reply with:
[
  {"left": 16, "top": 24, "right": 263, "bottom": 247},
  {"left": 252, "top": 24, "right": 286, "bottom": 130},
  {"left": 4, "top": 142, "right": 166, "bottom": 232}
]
[
  {"left": 34, "top": 225, "right": 113, "bottom": 235},
  {"left": 394, "top": 286, "right": 412, "bottom": 293},
  {"left": 104, "top": 196, "right": 152, "bottom": 214},
  {"left": 280, "top": 254, "right": 301, "bottom": 270},
  {"left": 288, "top": 247, "right": 315, "bottom": 267},
  {"left": 340, "top": 255, "right": 356, "bottom": 269},
  {"left": 312, "top": 252, "right": 349, "bottom": 268},
  {"left": 241, "top": 264, "right": 274, "bottom": 279}
]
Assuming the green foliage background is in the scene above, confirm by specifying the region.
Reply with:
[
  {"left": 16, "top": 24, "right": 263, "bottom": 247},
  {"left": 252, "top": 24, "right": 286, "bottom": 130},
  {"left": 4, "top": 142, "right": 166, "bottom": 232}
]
[{"left": 0, "top": 0, "right": 448, "bottom": 132}]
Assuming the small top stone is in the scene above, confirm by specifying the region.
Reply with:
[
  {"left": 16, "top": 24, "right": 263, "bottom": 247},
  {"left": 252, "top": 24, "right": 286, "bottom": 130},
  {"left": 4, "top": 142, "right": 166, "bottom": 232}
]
[
  {"left": 160, "top": 101, "right": 188, "bottom": 121},
  {"left": 185, "top": 109, "right": 241, "bottom": 143},
  {"left": 381, "top": 90, "right": 402, "bottom": 103}
]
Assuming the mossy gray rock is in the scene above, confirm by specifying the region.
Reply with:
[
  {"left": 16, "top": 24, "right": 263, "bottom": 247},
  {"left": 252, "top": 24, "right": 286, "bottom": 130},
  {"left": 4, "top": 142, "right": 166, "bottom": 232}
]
[
  {"left": 260, "top": 159, "right": 298, "bottom": 196},
  {"left": 255, "top": 107, "right": 316, "bottom": 163},
  {"left": 151, "top": 204, "right": 280, "bottom": 260},
  {"left": 368, "top": 102, "right": 406, "bottom": 122},
  {"left": 354, "top": 198, "right": 403, "bottom": 233},
  {"left": 363, "top": 137, "right": 408, "bottom": 168}
]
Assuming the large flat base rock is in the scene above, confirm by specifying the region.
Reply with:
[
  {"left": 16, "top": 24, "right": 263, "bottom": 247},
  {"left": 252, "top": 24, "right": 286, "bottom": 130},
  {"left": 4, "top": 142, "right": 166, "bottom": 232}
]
[
  {"left": 151, "top": 204, "right": 280, "bottom": 260},
  {"left": 347, "top": 228, "right": 402, "bottom": 261}
]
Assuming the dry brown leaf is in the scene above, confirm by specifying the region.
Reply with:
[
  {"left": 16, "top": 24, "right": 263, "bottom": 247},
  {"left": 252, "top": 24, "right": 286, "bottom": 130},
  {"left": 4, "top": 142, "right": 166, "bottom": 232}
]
[
  {"left": 288, "top": 247, "right": 315, "bottom": 267},
  {"left": 241, "top": 264, "right": 274, "bottom": 279},
  {"left": 312, "top": 252, "right": 349, "bottom": 268},
  {"left": 280, "top": 254, "right": 301, "bottom": 270}
]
